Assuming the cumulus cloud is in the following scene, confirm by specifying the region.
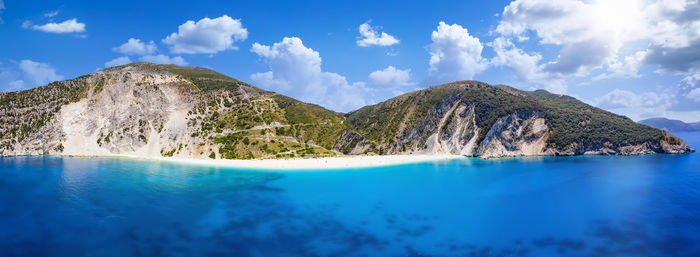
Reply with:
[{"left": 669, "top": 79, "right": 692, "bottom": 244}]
[
  {"left": 593, "top": 88, "right": 680, "bottom": 120},
  {"left": 1, "top": 60, "right": 64, "bottom": 91},
  {"left": 107, "top": 37, "right": 185, "bottom": 67},
  {"left": 250, "top": 37, "right": 368, "bottom": 112},
  {"left": 356, "top": 22, "right": 399, "bottom": 47},
  {"left": 139, "top": 55, "right": 187, "bottom": 66},
  {"left": 492, "top": 0, "right": 623, "bottom": 87},
  {"left": 368, "top": 66, "right": 415, "bottom": 87},
  {"left": 688, "top": 88, "right": 700, "bottom": 102},
  {"left": 489, "top": 37, "right": 568, "bottom": 93},
  {"left": 640, "top": 1, "right": 700, "bottom": 74},
  {"left": 32, "top": 18, "right": 86, "bottom": 33},
  {"left": 594, "top": 50, "right": 647, "bottom": 80},
  {"left": 680, "top": 73, "right": 700, "bottom": 89},
  {"left": 105, "top": 57, "right": 132, "bottom": 67},
  {"left": 427, "top": 22, "right": 488, "bottom": 85},
  {"left": 7, "top": 80, "right": 24, "bottom": 90},
  {"left": 644, "top": 41, "right": 700, "bottom": 74},
  {"left": 680, "top": 73, "right": 700, "bottom": 102},
  {"left": 163, "top": 15, "right": 248, "bottom": 54},
  {"left": 18, "top": 60, "right": 64, "bottom": 86},
  {"left": 595, "top": 89, "right": 673, "bottom": 110},
  {"left": 492, "top": 0, "right": 700, "bottom": 91},
  {"left": 0, "top": 68, "right": 22, "bottom": 92},
  {"left": 112, "top": 38, "right": 158, "bottom": 56}
]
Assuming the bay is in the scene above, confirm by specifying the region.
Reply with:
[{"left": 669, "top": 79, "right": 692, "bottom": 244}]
[{"left": 1, "top": 132, "right": 699, "bottom": 256}]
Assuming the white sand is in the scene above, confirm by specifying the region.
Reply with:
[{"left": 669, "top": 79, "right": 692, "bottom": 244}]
[{"left": 112, "top": 154, "right": 463, "bottom": 170}]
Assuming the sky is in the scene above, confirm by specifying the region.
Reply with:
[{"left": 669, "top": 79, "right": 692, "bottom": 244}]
[{"left": 0, "top": 0, "right": 699, "bottom": 122}]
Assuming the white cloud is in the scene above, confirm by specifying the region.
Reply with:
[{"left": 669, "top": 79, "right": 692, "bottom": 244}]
[
  {"left": 0, "top": 67, "right": 20, "bottom": 92},
  {"left": 32, "top": 18, "right": 86, "bottom": 33},
  {"left": 680, "top": 73, "right": 700, "bottom": 89},
  {"left": 356, "top": 22, "right": 399, "bottom": 47},
  {"left": 18, "top": 60, "right": 64, "bottom": 86},
  {"left": 369, "top": 66, "right": 415, "bottom": 87},
  {"left": 8, "top": 80, "right": 25, "bottom": 91},
  {"left": 105, "top": 57, "right": 132, "bottom": 67},
  {"left": 1, "top": 60, "right": 64, "bottom": 91},
  {"left": 688, "top": 88, "right": 700, "bottom": 102},
  {"left": 493, "top": 0, "right": 626, "bottom": 81},
  {"left": 21, "top": 20, "right": 32, "bottom": 28},
  {"left": 594, "top": 50, "right": 647, "bottom": 80},
  {"left": 427, "top": 22, "right": 488, "bottom": 85},
  {"left": 139, "top": 55, "right": 187, "bottom": 66},
  {"left": 250, "top": 37, "right": 368, "bottom": 112},
  {"left": 44, "top": 10, "right": 59, "bottom": 18},
  {"left": 492, "top": 0, "right": 700, "bottom": 91},
  {"left": 680, "top": 73, "right": 700, "bottom": 102},
  {"left": 489, "top": 37, "right": 569, "bottom": 93},
  {"left": 595, "top": 89, "right": 673, "bottom": 110},
  {"left": 163, "top": 15, "right": 248, "bottom": 54},
  {"left": 112, "top": 38, "right": 157, "bottom": 56}
]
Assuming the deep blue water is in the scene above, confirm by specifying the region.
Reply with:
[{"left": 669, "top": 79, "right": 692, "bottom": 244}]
[{"left": 1, "top": 132, "right": 699, "bottom": 257}]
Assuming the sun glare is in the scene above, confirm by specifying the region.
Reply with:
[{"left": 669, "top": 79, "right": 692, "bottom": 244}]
[{"left": 593, "top": 0, "right": 642, "bottom": 34}]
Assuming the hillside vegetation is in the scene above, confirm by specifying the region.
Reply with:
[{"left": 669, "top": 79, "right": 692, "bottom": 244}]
[
  {"left": 0, "top": 64, "right": 692, "bottom": 159},
  {"left": 347, "top": 81, "right": 685, "bottom": 154},
  {"left": 0, "top": 63, "right": 350, "bottom": 159}
]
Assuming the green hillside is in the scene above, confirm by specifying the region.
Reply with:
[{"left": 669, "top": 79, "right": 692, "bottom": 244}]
[{"left": 347, "top": 81, "right": 679, "bottom": 152}]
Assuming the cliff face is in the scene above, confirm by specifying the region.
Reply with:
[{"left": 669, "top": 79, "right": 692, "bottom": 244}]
[
  {"left": 1, "top": 66, "right": 226, "bottom": 157},
  {"left": 0, "top": 64, "right": 693, "bottom": 159},
  {"left": 59, "top": 71, "right": 195, "bottom": 157},
  {"left": 475, "top": 111, "right": 549, "bottom": 158},
  {"left": 346, "top": 81, "right": 694, "bottom": 158}
]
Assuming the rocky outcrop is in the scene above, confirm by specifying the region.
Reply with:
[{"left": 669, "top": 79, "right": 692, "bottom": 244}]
[
  {"left": 59, "top": 70, "right": 195, "bottom": 157},
  {"left": 332, "top": 130, "right": 375, "bottom": 155},
  {"left": 396, "top": 93, "right": 465, "bottom": 154},
  {"left": 379, "top": 93, "right": 482, "bottom": 155},
  {"left": 475, "top": 111, "right": 549, "bottom": 158},
  {"left": 0, "top": 68, "right": 206, "bottom": 158}
]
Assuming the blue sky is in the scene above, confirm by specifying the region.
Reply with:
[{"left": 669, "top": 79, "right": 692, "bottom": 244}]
[{"left": 1, "top": 0, "right": 699, "bottom": 122}]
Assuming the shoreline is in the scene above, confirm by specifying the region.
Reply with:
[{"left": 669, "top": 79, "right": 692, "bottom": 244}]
[
  {"left": 48, "top": 154, "right": 465, "bottom": 170},
  {"left": 124, "top": 154, "right": 464, "bottom": 170}
]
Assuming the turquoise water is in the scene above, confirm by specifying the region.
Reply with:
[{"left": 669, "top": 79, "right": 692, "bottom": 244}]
[{"left": 1, "top": 133, "right": 699, "bottom": 256}]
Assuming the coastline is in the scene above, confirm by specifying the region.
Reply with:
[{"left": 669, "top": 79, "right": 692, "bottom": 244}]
[{"left": 65, "top": 154, "right": 465, "bottom": 170}]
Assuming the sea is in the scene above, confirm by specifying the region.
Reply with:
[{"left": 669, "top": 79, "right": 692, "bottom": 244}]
[{"left": 1, "top": 132, "right": 699, "bottom": 257}]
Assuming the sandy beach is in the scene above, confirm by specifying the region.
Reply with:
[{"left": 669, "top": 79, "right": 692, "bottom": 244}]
[{"left": 116, "top": 154, "right": 464, "bottom": 170}]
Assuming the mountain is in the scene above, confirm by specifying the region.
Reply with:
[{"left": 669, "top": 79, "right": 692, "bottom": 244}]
[
  {"left": 346, "top": 82, "right": 693, "bottom": 157},
  {"left": 0, "top": 63, "right": 347, "bottom": 159},
  {"left": 639, "top": 117, "right": 700, "bottom": 132},
  {"left": 0, "top": 63, "right": 693, "bottom": 159}
]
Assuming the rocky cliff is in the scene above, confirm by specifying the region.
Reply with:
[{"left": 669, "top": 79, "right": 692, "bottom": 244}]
[
  {"left": 346, "top": 81, "right": 693, "bottom": 158},
  {"left": 0, "top": 64, "right": 693, "bottom": 159}
]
